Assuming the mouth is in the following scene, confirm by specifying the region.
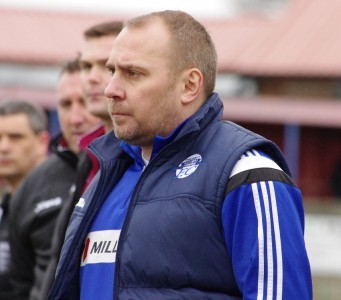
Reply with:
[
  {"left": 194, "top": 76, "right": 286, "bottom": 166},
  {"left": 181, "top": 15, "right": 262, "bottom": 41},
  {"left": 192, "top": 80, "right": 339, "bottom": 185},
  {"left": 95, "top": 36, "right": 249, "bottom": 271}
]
[
  {"left": 110, "top": 112, "right": 129, "bottom": 122},
  {"left": 89, "top": 94, "right": 103, "bottom": 101},
  {"left": 85, "top": 90, "right": 104, "bottom": 100},
  {"left": 72, "top": 131, "right": 86, "bottom": 139},
  {"left": 0, "top": 159, "right": 12, "bottom": 165}
]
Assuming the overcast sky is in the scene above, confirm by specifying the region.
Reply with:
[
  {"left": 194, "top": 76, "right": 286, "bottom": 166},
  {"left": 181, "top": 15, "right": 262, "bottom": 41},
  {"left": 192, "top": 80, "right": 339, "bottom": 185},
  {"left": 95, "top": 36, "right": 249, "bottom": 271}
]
[{"left": 0, "top": 0, "right": 235, "bottom": 18}]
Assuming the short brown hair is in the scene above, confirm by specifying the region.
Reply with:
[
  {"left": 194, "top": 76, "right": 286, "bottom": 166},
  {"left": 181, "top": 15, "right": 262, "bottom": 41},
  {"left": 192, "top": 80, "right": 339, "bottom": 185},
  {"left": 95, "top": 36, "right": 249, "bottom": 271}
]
[
  {"left": 59, "top": 57, "right": 80, "bottom": 76},
  {"left": 84, "top": 21, "right": 123, "bottom": 39},
  {"left": 125, "top": 10, "right": 217, "bottom": 98}
]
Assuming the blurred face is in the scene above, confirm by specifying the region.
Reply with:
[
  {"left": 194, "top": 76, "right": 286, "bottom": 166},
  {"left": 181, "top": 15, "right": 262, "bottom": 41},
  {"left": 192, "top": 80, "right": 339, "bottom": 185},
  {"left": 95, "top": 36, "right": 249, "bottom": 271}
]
[
  {"left": 79, "top": 35, "right": 116, "bottom": 121},
  {"left": 105, "top": 21, "right": 183, "bottom": 155},
  {"left": 0, "top": 114, "right": 47, "bottom": 188},
  {"left": 57, "top": 72, "right": 100, "bottom": 153}
]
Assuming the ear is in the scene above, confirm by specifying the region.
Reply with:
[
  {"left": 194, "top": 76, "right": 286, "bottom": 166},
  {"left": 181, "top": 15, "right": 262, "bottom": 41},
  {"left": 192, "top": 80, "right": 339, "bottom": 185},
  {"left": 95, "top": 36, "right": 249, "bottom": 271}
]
[
  {"left": 36, "top": 131, "right": 50, "bottom": 158},
  {"left": 180, "top": 68, "right": 203, "bottom": 105}
]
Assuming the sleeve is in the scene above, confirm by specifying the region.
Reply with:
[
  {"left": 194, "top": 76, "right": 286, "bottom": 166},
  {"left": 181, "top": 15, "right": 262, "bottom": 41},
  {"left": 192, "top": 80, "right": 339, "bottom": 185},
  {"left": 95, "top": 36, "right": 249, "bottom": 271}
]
[{"left": 222, "top": 150, "right": 313, "bottom": 300}]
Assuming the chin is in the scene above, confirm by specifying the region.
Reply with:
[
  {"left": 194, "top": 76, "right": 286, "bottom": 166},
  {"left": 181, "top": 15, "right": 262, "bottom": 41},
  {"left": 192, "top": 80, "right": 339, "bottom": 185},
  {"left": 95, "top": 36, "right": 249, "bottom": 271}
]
[{"left": 88, "top": 108, "right": 103, "bottom": 118}]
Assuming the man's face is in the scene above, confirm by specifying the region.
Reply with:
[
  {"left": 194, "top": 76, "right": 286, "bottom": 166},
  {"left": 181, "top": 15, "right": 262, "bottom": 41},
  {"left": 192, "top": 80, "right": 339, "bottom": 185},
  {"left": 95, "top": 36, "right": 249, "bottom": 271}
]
[
  {"left": 57, "top": 72, "right": 100, "bottom": 153},
  {"left": 0, "top": 114, "right": 46, "bottom": 185},
  {"left": 79, "top": 35, "right": 116, "bottom": 121},
  {"left": 105, "top": 21, "right": 183, "bottom": 150}
]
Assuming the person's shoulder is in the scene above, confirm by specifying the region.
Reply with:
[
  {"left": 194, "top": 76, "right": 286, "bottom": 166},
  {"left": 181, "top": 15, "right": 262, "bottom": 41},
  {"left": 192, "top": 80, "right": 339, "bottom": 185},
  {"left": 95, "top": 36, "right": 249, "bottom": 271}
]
[
  {"left": 226, "top": 149, "right": 296, "bottom": 194},
  {"left": 10, "top": 153, "right": 74, "bottom": 214},
  {"left": 230, "top": 149, "right": 282, "bottom": 178},
  {"left": 13, "top": 154, "right": 69, "bottom": 197},
  {"left": 26, "top": 154, "right": 64, "bottom": 180},
  {"left": 38, "top": 153, "right": 62, "bottom": 168},
  {"left": 42, "top": 150, "right": 78, "bottom": 172}
]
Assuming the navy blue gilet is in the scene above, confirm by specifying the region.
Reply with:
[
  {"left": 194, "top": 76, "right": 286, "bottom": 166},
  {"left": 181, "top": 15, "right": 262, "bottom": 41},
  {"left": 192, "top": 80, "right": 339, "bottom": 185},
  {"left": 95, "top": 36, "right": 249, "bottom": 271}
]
[{"left": 49, "top": 93, "right": 290, "bottom": 300}]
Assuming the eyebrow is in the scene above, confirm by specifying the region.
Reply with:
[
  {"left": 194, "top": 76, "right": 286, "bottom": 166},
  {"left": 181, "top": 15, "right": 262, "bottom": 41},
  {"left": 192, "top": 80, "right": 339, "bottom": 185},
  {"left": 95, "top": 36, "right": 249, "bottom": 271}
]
[
  {"left": 81, "top": 58, "right": 109, "bottom": 65},
  {"left": 106, "top": 61, "right": 140, "bottom": 71}
]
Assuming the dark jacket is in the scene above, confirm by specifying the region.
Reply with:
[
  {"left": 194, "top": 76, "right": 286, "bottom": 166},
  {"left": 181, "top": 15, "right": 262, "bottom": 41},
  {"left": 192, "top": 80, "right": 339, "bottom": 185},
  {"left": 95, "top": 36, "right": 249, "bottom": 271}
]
[
  {"left": 0, "top": 192, "right": 14, "bottom": 300},
  {"left": 9, "top": 134, "right": 78, "bottom": 300},
  {"left": 49, "top": 93, "right": 289, "bottom": 299},
  {"left": 39, "top": 126, "right": 105, "bottom": 300}
]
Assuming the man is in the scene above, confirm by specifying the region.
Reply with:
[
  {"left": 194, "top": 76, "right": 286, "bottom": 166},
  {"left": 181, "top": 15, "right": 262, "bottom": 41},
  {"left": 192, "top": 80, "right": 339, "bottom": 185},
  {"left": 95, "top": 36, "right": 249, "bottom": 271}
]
[
  {"left": 49, "top": 11, "right": 312, "bottom": 299},
  {"left": 0, "top": 100, "right": 49, "bottom": 300},
  {"left": 9, "top": 58, "right": 100, "bottom": 300},
  {"left": 77, "top": 20, "right": 123, "bottom": 190},
  {"left": 80, "top": 21, "right": 123, "bottom": 133},
  {"left": 38, "top": 21, "right": 123, "bottom": 299}
]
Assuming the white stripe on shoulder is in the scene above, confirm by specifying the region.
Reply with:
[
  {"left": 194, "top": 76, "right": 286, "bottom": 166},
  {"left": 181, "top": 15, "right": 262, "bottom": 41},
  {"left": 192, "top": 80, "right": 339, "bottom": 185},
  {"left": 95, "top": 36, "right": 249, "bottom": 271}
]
[
  {"left": 269, "top": 181, "right": 283, "bottom": 299},
  {"left": 230, "top": 154, "right": 282, "bottom": 178},
  {"left": 260, "top": 182, "right": 274, "bottom": 299},
  {"left": 251, "top": 183, "right": 264, "bottom": 300}
]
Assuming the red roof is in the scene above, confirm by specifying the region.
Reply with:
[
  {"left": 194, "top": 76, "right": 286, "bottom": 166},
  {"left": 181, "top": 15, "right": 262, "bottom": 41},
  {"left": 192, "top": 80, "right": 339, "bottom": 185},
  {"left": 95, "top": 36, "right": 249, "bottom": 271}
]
[
  {"left": 208, "top": 0, "right": 341, "bottom": 76},
  {"left": 0, "top": 8, "right": 130, "bottom": 65},
  {"left": 1, "top": 0, "right": 341, "bottom": 76}
]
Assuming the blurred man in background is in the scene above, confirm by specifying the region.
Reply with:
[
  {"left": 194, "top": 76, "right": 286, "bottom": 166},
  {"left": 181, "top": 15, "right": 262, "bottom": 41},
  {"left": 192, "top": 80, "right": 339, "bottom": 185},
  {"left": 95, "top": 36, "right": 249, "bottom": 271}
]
[
  {"left": 77, "top": 21, "right": 123, "bottom": 189},
  {"left": 80, "top": 21, "right": 123, "bottom": 133},
  {"left": 0, "top": 100, "right": 49, "bottom": 299},
  {"left": 40, "top": 21, "right": 123, "bottom": 299},
  {"left": 9, "top": 58, "right": 100, "bottom": 300}
]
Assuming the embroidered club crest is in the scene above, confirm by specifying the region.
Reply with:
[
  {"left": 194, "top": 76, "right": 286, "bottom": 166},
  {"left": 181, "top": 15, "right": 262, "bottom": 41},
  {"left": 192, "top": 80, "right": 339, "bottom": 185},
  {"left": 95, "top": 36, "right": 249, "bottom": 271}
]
[{"left": 176, "top": 154, "right": 202, "bottom": 179}]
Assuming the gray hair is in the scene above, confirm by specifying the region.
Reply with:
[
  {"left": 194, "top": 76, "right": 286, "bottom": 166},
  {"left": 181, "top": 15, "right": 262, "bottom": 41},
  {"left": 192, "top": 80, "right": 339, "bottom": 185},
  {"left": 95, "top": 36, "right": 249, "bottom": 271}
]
[{"left": 0, "top": 100, "right": 48, "bottom": 134}]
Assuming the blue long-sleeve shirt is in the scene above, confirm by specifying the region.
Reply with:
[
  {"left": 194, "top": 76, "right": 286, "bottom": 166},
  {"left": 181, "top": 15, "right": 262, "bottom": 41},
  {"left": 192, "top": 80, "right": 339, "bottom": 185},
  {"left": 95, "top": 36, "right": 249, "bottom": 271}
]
[{"left": 223, "top": 149, "right": 312, "bottom": 299}]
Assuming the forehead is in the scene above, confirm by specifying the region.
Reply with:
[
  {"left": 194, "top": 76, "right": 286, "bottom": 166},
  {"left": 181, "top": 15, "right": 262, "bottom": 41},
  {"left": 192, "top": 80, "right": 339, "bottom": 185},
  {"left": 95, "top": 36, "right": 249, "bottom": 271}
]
[
  {"left": 57, "top": 72, "right": 82, "bottom": 93},
  {"left": 0, "top": 114, "right": 35, "bottom": 135},
  {"left": 80, "top": 35, "right": 116, "bottom": 61},
  {"left": 109, "top": 21, "right": 171, "bottom": 66}
]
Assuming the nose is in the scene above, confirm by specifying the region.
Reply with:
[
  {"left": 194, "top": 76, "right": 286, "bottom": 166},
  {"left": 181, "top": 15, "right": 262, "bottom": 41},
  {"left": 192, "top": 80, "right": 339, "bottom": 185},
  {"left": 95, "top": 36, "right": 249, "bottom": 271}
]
[
  {"left": 105, "top": 74, "right": 125, "bottom": 100},
  {"left": 69, "top": 103, "right": 85, "bottom": 127},
  {"left": 0, "top": 136, "right": 11, "bottom": 152},
  {"left": 87, "top": 65, "right": 104, "bottom": 83}
]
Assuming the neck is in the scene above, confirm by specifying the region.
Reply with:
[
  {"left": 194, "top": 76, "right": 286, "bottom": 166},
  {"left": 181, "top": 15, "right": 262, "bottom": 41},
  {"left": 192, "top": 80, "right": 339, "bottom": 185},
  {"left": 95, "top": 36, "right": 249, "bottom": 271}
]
[
  {"left": 141, "top": 146, "right": 152, "bottom": 161},
  {"left": 141, "top": 151, "right": 150, "bottom": 166},
  {"left": 6, "top": 176, "right": 23, "bottom": 193}
]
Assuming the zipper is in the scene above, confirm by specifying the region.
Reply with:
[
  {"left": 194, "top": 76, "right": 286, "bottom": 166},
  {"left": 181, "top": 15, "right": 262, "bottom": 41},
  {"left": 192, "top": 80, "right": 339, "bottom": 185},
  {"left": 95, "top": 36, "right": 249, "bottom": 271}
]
[
  {"left": 113, "top": 131, "right": 198, "bottom": 299},
  {"left": 53, "top": 149, "right": 109, "bottom": 295}
]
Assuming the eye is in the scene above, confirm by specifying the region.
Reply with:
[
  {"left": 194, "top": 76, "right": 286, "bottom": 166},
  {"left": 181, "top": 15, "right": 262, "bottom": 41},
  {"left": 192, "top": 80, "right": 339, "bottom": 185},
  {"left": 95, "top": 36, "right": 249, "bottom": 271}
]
[
  {"left": 106, "top": 65, "right": 115, "bottom": 76},
  {"left": 126, "top": 69, "right": 140, "bottom": 78},
  {"left": 59, "top": 99, "right": 72, "bottom": 109},
  {"left": 79, "top": 62, "right": 92, "bottom": 72},
  {"left": 108, "top": 68, "right": 115, "bottom": 76},
  {"left": 9, "top": 133, "right": 24, "bottom": 141}
]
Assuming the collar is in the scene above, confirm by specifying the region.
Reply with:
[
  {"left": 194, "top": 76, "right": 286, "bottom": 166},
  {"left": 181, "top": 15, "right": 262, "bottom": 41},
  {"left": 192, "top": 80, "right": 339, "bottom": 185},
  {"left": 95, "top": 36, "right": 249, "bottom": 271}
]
[
  {"left": 79, "top": 124, "right": 106, "bottom": 151},
  {"left": 89, "top": 93, "right": 223, "bottom": 163},
  {"left": 49, "top": 133, "right": 69, "bottom": 153},
  {"left": 49, "top": 133, "right": 78, "bottom": 168}
]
